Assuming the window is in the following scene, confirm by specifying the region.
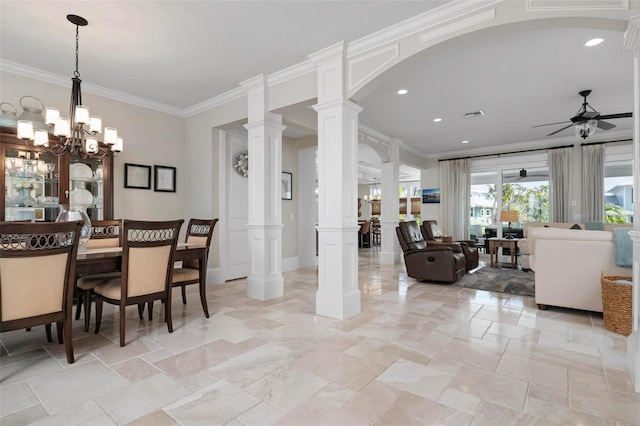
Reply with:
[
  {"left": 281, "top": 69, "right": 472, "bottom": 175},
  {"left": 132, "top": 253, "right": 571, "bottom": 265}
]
[
  {"left": 502, "top": 167, "right": 549, "bottom": 225},
  {"left": 604, "top": 159, "right": 633, "bottom": 224}
]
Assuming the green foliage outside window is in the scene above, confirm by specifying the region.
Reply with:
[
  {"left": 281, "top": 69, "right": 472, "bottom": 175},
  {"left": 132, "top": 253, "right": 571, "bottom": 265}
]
[
  {"left": 605, "top": 204, "right": 627, "bottom": 224},
  {"left": 486, "top": 183, "right": 550, "bottom": 223}
]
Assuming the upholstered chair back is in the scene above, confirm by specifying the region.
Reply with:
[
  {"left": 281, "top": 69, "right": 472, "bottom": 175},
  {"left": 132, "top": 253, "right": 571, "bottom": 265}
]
[
  {"left": 0, "top": 221, "right": 82, "bottom": 363},
  {"left": 182, "top": 219, "right": 218, "bottom": 269},
  {"left": 397, "top": 221, "right": 427, "bottom": 251},
  {"left": 86, "top": 219, "right": 122, "bottom": 249},
  {"left": 423, "top": 220, "right": 443, "bottom": 241},
  {"left": 123, "top": 220, "right": 182, "bottom": 298}
]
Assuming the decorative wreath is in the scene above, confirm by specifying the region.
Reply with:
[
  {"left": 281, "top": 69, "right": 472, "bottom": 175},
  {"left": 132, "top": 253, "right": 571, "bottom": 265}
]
[{"left": 234, "top": 152, "right": 248, "bottom": 177}]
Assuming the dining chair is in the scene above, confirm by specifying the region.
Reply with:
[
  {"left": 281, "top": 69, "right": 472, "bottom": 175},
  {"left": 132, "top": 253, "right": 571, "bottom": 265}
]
[
  {"left": 0, "top": 220, "right": 82, "bottom": 364},
  {"left": 172, "top": 218, "right": 218, "bottom": 318},
  {"left": 76, "top": 219, "right": 122, "bottom": 332},
  {"left": 89, "top": 219, "right": 183, "bottom": 347}
]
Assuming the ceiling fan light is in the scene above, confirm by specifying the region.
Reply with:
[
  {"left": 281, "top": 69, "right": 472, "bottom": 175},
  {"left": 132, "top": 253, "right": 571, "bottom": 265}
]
[{"left": 574, "top": 119, "right": 598, "bottom": 139}]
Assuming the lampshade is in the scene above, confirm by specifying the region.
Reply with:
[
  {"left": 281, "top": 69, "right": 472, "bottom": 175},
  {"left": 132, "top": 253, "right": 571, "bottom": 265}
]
[
  {"left": 499, "top": 210, "right": 519, "bottom": 223},
  {"left": 574, "top": 119, "right": 597, "bottom": 139}
]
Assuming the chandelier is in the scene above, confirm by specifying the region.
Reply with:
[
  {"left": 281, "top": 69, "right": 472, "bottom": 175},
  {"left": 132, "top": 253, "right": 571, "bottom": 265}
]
[
  {"left": 16, "top": 14, "right": 123, "bottom": 158},
  {"left": 363, "top": 178, "right": 381, "bottom": 202},
  {"left": 574, "top": 119, "right": 598, "bottom": 139}
]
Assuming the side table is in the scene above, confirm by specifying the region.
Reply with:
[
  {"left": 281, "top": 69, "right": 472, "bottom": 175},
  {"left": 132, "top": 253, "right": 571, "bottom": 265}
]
[{"left": 488, "top": 238, "right": 519, "bottom": 268}]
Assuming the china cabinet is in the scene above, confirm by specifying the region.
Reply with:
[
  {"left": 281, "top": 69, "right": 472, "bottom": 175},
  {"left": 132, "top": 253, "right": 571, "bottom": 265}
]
[{"left": 1, "top": 126, "right": 114, "bottom": 222}]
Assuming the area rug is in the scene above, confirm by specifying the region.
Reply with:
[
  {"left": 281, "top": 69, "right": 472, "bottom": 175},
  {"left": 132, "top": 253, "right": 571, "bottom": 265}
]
[{"left": 453, "top": 266, "right": 535, "bottom": 297}]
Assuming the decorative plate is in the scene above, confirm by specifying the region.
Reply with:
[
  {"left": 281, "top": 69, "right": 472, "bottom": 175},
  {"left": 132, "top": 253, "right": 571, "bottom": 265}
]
[
  {"left": 70, "top": 188, "right": 93, "bottom": 206},
  {"left": 70, "top": 163, "right": 93, "bottom": 179}
]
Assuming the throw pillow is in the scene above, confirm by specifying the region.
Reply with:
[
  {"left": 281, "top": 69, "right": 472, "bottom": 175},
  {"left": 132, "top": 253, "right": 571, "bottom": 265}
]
[
  {"left": 570, "top": 224, "right": 582, "bottom": 230},
  {"left": 585, "top": 221, "right": 605, "bottom": 231}
]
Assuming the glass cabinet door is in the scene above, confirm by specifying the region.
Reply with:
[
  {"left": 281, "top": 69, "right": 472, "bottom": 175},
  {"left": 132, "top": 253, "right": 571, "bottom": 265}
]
[
  {"left": 69, "top": 156, "right": 105, "bottom": 221},
  {"left": 4, "top": 147, "right": 60, "bottom": 221}
]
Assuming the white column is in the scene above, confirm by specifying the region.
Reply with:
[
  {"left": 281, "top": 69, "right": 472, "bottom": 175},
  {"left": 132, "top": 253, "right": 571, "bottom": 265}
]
[
  {"left": 379, "top": 161, "right": 401, "bottom": 264},
  {"left": 241, "top": 75, "right": 285, "bottom": 301},
  {"left": 624, "top": 15, "right": 640, "bottom": 393},
  {"left": 309, "top": 42, "right": 361, "bottom": 320}
]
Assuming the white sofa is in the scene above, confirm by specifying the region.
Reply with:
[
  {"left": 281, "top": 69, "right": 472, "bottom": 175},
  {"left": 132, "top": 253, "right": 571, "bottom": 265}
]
[
  {"left": 519, "top": 222, "right": 626, "bottom": 270},
  {"left": 528, "top": 227, "right": 632, "bottom": 312}
]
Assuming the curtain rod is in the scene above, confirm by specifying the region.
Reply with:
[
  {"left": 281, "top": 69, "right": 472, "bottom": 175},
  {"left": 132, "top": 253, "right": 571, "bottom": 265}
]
[
  {"left": 438, "top": 144, "right": 574, "bottom": 162},
  {"left": 580, "top": 138, "right": 632, "bottom": 147}
]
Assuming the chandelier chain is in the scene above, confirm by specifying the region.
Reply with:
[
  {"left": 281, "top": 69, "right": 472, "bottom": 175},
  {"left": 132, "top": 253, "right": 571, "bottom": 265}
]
[{"left": 74, "top": 25, "right": 80, "bottom": 78}]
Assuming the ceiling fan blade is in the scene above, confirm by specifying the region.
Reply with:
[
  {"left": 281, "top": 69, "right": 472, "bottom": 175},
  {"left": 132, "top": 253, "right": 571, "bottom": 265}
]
[
  {"left": 546, "top": 123, "right": 573, "bottom": 137},
  {"left": 532, "top": 120, "right": 570, "bottom": 128},
  {"left": 597, "top": 120, "right": 616, "bottom": 131},
  {"left": 598, "top": 112, "right": 633, "bottom": 120}
]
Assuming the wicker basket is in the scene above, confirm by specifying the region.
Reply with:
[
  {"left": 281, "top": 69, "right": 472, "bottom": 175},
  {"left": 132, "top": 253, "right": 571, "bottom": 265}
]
[{"left": 600, "top": 273, "right": 633, "bottom": 336}]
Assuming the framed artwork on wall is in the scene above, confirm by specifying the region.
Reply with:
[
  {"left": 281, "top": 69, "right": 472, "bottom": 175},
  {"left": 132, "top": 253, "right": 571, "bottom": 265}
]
[
  {"left": 282, "top": 172, "right": 292, "bottom": 200},
  {"left": 124, "top": 163, "right": 152, "bottom": 189},
  {"left": 154, "top": 165, "right": 176, "bottom": 192},
  {"left": 422, "top": 188, "right": 441, "bottom": 204}
]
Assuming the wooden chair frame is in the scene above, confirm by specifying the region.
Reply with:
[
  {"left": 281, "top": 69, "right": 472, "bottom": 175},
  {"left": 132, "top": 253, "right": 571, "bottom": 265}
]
[
  {"left": 0, "top": 221, "right": 82, "bottom": 364},
  {"left": 94, "top": 219, "right": 183, "bottom": 347}
]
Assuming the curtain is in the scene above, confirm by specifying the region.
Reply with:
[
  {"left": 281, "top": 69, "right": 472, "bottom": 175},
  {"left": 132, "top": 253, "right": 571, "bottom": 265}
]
[
  {"left": 440, "top": 158, "right": 470, "bottom": 240},
  {"left": 548, "top": 147, "right": 572, "bottom": 222},
  {"left": 582, "top": 144, "right": 605, "bottom": 222}
]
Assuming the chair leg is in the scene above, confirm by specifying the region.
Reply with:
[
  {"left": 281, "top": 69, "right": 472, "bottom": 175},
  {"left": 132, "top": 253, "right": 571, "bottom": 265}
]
[
  {"left": 83, "top": 290, "right": 92, "bottom": 332},
  {"left": 63, "top": 319, "right": 74, "bottom": 364},
  {"left": 137, "top": 303, "right": 144, "bottom": 319},
  {"left": 147, "top": 301, "right": 154, "bottom": 321},
  {"left": 119, "top": 305, "right": 126, "bottom": 347},
  {"left": 165, "top": 297, "right": 173, "bottom": 333},
  {"left": 45, "top": 324, "right": 52, "bottom": 342},
  {"left": 94, "top": 298, "right": 103, "bottom": 334},
  {"left": 56, "top": 321, "right": 63, "bottom": 344},
  {"left": 75, "top": 290, "right": 83, "bottom": 320},
  {"left": 199, "top": 282, "right": 210, "bottom": 319},
  {"left": 181, "top": 285, "right": 187, "bottom": 305}
]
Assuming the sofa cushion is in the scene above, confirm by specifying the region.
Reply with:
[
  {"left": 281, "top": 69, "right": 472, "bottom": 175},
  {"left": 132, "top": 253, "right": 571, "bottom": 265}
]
[
  {"left": 585, "top": 221, "right": 605, "bottom": 231},
  {"left": 613, "top": 227, "right": 633, "bottom": 268}
]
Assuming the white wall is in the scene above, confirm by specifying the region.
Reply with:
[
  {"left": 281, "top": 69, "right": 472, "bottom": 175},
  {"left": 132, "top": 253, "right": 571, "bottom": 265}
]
[
  {"left": 1, "top": 71, "right": 186, "bottom": 224},
  {"left": 282, "top": 137, "right": 298, "bottom": 259}
]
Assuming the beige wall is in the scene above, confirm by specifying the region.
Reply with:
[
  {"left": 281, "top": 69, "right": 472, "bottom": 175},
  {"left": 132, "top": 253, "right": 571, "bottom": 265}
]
[{"left": 1, "top": 71, "right": 186, "bottom": 225}]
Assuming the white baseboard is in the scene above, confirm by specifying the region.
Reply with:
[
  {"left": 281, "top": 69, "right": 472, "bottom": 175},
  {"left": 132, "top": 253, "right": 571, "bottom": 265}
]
[{"left": 282, "top": 256, "right": 300, "bottom": 272}]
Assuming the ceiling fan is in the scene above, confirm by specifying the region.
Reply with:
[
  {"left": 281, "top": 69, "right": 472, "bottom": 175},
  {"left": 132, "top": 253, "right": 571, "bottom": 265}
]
[{"left": 533, "top": 90, "right": 632, "bottom": 139}]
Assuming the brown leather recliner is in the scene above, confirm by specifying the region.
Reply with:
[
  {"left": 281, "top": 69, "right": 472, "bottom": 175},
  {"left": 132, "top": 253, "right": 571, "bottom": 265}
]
[
  {"left": 396, "top": 221, "right": 466, "bottom": 284},
  {"left": 421, "top": 220, "right": 479, "bottom": 271}
]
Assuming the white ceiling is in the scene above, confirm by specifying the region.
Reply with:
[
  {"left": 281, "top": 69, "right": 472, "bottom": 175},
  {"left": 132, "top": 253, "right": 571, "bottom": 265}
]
[{"left": 0, "top": 1, "right": 635, "bottom": 183}]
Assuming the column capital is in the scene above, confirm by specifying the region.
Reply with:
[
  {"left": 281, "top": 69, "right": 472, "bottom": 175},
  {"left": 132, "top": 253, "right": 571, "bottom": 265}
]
[
  {"left": 239, "top": 74, "right": 267, "bottom": 92},
  {"left": 312, "top": 98, "right": 363, "bottom": 114},
  {"left": 624, "top": 15, "right": 640, "bottom": 54},
  {"left": 244, "top": 112, "right": 286, "bottom": 132}
]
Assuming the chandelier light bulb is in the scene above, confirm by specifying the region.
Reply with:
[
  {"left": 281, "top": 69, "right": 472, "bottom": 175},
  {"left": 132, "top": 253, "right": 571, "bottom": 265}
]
[
  {"left": 34, "top": 130, "right": 49, "bottom": 147},
  {"left": 111, "top": 137, "right": 123, "bottom": 152},
  {"left": 84, "top": 138, "right": 99, "bottom": 154},
  {"left": 74, "top": 106, "right": 90, "bottom": 124},
  {"left": 54, "top": 117, "right": 71, "bottom": 137},
  {"left": 89, "top": 116, "right": 102, "bottom": 134},
  {"left": 104, "top": 127, "right": 118, "bottom": 145},
  {"left": 17, "top": 120, "right": 34, "bottom": 140},
  {"left": 45, "top": 107, "right": 60, "bottom": 126}
]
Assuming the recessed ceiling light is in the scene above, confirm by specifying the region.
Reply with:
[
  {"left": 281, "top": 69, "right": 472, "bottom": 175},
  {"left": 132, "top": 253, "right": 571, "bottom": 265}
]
[
  {"left": 396, "top": 89, "right": 408, "bottom": 95},
  {"left": 585, "top": 38, "right": 604, "bottom": 47},
  {"left": 461, "top": 140, "right": 469, "bottom": 144},
  {"left": 433, "top": 118, "right": 442, "bottom": 122}
]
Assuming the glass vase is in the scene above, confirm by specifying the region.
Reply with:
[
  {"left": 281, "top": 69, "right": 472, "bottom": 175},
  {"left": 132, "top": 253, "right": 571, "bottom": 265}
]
[{"left": 56, "top": 204, "right": 91, "bottom": 252}]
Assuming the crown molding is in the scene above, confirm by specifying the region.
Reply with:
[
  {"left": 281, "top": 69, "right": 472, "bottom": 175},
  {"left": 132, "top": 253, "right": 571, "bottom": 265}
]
[
  {"left": 268, "top": 60, "right": 316, "bottom": 87},
  {"left": 183, "top": 86, "right": 246, "bottom": 117},
  {"left": 358, "top": 122, "right": 432, "bottom": 160},
  {"left": 347, "top": 0, "right": 502, "bottom": 58},
  {"left": 526, "top": 0, "right": 629, "bottom": 11},
  {"left": 308, "top": 41, "right": 346, "bottom": 65},
  {"left": 624, "top": 15, "right": 640, "bottom": 51},
  {"left": 1, "top": 60, "right": 185, "bottom": 117},
  {"left": 428, "top": 128, "right": 633, "bottom": 159}
]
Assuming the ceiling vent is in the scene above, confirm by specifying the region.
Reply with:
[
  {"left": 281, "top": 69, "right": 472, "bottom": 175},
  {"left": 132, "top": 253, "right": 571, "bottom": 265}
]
[{"left": 464, "top": 111, "right": 485, "bottom": 118}]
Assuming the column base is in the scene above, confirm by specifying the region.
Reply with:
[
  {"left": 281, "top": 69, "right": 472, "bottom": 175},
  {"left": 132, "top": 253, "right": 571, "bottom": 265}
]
[
  {"left": 380, "top": 250, "right": 401, "bottom": 264},
  {"left": 316, "top": 287, "right": 361, "bottom": 320},
  {"left": 246, "top": 275, "right": 284, "bottom": 301}
]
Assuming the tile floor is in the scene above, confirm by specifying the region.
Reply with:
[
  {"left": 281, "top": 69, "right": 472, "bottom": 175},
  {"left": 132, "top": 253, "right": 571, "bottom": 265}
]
[{"left": 1, "top": 250, "right": 639, "bottom": 425}]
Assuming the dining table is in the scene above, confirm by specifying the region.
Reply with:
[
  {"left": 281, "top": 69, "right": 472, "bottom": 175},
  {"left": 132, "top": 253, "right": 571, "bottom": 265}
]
[{"left": 75, "top": 242, "right": 210, "bottom": 316}]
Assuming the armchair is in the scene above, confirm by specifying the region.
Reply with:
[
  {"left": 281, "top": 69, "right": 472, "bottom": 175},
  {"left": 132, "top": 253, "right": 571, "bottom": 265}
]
[
  {"left": 421, "top": 220, "right": 479, "bottom": 271},
  {"left": 396, "top": 221, "right": 466, "bottom": 283}
]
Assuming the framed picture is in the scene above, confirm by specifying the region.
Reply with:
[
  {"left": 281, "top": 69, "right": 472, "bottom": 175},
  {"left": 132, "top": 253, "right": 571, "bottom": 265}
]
[
  {"left": 124, "top": 163, "right": 152, "bottom": 189},
  {"left": 154, "top": 165, "right": 176, "bottom": 193},
  {"left": 281, "top": 172, "right": 292, "bottom": 200},
  {"left": 422, "top": 188, "right": 441, "bottom": 204}
]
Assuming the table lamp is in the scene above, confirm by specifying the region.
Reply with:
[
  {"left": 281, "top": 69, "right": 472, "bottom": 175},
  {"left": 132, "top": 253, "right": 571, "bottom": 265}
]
[{"left": 499, "top": 210, "right": 519, "bottom": 239}]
